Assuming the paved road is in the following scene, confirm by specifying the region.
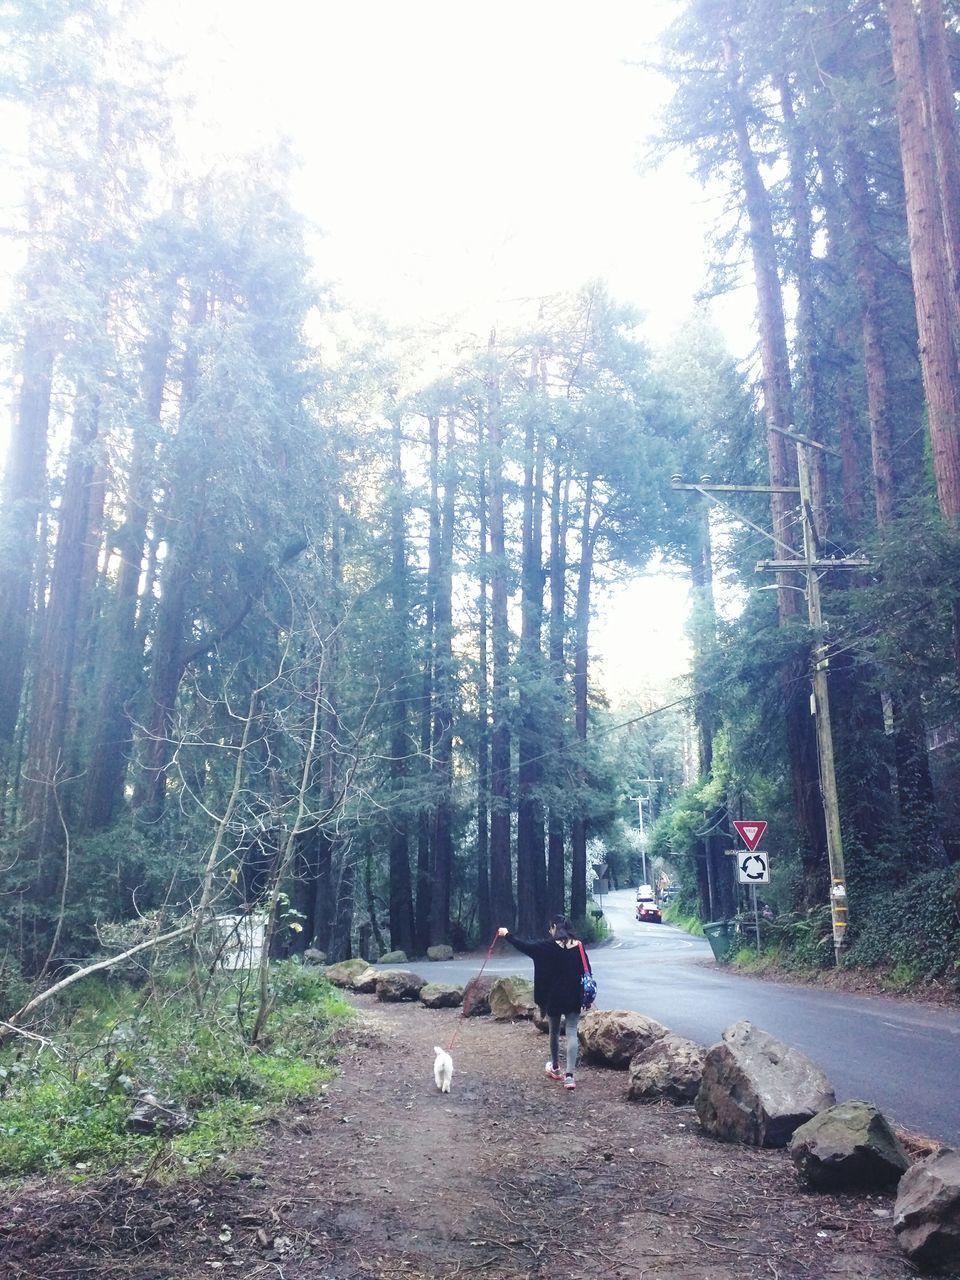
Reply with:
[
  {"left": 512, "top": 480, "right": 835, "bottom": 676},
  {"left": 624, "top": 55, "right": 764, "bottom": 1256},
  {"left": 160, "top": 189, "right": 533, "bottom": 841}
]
[{"left": 415, "top": 889, "right": 960, "bottom": 1146}]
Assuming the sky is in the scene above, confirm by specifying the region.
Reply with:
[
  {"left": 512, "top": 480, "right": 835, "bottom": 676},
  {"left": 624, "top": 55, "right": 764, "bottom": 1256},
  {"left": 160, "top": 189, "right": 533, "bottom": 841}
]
[{"left": 154, "top": 0, "right": 751, "bottom": 347}]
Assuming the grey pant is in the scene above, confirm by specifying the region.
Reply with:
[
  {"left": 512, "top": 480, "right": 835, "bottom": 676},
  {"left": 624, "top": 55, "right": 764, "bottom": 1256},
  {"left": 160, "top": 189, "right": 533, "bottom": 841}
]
[{"left": 548, "top": 1011, "right": 581, "bottom": 1076}]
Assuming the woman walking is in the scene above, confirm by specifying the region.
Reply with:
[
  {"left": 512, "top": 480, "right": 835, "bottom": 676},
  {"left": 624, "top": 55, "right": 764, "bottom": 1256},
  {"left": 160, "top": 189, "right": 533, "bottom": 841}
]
[{"left": 497, "top": 915, "right": 591, "bottom": 1090}]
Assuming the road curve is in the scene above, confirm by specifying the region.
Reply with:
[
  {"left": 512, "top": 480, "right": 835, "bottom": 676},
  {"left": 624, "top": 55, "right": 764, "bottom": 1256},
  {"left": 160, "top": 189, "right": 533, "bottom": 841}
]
[{"left": 418, "top": 890, "right": 960, "bottom": 1146}]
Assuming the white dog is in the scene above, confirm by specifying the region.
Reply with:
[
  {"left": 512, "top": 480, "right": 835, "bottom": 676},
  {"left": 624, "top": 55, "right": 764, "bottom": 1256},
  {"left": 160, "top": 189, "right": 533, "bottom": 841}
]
[{"left": 433, "top": 1045, "right": 454, "bottom": 1093}]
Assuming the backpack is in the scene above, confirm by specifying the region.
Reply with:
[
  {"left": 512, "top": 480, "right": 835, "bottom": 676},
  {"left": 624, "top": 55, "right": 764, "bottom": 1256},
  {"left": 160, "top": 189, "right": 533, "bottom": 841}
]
[{"left": 578, "top": 941, "right": 597, "bottom": 1010}]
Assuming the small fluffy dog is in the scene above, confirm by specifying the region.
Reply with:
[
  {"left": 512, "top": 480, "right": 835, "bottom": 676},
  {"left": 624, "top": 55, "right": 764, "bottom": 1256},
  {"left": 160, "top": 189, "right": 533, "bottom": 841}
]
[{"left": 433, "top": 1045, "right": 454, "bottom": 1093}]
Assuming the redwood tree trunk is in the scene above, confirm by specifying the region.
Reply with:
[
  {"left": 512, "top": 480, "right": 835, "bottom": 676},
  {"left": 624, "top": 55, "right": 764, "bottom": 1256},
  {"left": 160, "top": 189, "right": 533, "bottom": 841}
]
[
  {"left": 429, "top": 413, "right": 456, "bottom": 946},
  {"left": 547, "top": 455, "right": 570, "bottom": 916},
  {"left": 486, "top": 333, "right": 515, "bottom": 928},
  {"left": 884, "top": 0, "right": 960, "bottom": 524},
  {"left": 387, "top": 413, "right": 415, "bottom": 954},
  {"left": 0, "top": 318, "right": 53, "bottom": 757},
  {"left": 516, "top": 382, "right": 547, "bottom": 936}
]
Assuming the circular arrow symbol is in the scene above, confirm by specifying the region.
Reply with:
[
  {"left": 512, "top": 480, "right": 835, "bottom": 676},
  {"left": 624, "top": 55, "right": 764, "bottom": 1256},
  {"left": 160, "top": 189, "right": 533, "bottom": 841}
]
[{"left": 740, "top": 855, "right": 767, "bottom": 880}]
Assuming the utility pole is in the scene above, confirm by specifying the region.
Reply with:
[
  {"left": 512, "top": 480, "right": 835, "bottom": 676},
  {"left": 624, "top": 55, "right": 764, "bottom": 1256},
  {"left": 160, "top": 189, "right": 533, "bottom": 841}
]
[
  {"left": 631, "top": 778, "right": 662, "bottom": 886},
  {"left": 673, "top": 446, "right": 867, "bottom": 964}
]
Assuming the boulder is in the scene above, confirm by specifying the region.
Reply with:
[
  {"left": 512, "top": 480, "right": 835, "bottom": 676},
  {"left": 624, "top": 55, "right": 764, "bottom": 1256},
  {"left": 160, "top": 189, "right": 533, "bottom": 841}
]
[
  {"left": 426, "top": 944, "right": 454, "bottom": 961},
  {"left": 894, "top": 1147, "right": 960, "bottom": 1269},
  {"left": 303, "top": 948, "right": 327, "bottom": 966},
  {"left": 789, "top": 1100, "right": 910, "bottom": 1191},
  {"left": 695, "top": 1020, "right": 836, "bottom": 1148},
  {"left": 350, "top": 965, "right": 383, "bottom": 994},
  {"left": 420, "top": 982, "right": 464, "bottom": 1009},
  {"left": 628, "top": 1032, "right": 707, "bottom": 1104},
  {"left": 378, "top": 950, "right": 409, "bottom": 965},
  {"left": 578, "top": 1009, "right": 668, "bottom": 1069},
  {"left": 462, "top": 974, "right": 496, "bottom": 1017},
  {"left": 324, "top": 958, "right": 372, "bottom": 987},
  {"left": 375, "top": 970, "right": 426, "bottom": 1002},
  {"left": 127, "top": 1093, "right": 192, "bottom": 1137},
  {"left": 489, "top": 976, "right": 537, "bottom": 1021}
]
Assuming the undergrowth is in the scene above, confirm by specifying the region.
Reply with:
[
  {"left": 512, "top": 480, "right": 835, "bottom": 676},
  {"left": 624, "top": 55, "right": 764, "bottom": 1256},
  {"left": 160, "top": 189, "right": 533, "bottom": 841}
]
[{"left": 0, "top": 961, "right": 352, "bottom": 1180}]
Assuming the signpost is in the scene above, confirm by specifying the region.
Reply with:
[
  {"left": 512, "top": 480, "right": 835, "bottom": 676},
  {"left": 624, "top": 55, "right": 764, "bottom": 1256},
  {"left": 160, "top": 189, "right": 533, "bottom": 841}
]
[{"left": 733, "top": 820, "right": 770, "bottom": 949}]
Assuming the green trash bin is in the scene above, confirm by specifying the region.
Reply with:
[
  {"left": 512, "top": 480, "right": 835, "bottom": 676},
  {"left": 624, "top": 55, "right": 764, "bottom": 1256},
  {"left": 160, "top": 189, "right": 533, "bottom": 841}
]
[{"left": 703, "top": 919, "right": 734, "bottom": 962}]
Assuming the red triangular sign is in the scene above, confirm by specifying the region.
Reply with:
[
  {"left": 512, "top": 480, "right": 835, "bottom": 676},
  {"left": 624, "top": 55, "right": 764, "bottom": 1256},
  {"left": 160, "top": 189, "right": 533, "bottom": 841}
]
[{"left": 733, "top": 820, "right": 767, "bottom": 851}]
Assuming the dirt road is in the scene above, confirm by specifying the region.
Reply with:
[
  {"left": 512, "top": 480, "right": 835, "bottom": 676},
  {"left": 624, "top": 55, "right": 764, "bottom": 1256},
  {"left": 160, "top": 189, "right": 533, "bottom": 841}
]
[{"left": 1, "top": 992, "right": 919, "bottom": 1279}]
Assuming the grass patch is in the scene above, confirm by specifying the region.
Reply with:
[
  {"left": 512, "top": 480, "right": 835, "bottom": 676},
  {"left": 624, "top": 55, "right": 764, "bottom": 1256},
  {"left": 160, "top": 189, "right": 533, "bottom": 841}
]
[
  {"left": 0, "top": 961, "right": 351, "bottom": 1181},
  {"left": 664, "top": 908, "right": 704, "bottom": 936}
]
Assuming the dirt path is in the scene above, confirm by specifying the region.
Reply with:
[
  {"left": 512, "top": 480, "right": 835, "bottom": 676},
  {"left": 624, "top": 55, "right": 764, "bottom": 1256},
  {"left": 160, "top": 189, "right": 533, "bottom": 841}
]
[{"left": 0, "top": 993, "right": 920, "bottom": 1279}]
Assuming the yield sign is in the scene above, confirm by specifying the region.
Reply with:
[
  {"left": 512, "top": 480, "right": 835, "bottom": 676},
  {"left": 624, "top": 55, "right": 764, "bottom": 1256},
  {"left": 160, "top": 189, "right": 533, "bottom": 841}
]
[{"left": 733, "top": 819, "right": 767, "bottom": 851}]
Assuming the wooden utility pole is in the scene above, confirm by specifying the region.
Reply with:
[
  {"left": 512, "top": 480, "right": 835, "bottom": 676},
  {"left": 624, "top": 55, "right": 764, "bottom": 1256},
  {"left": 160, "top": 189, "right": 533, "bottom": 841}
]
[
  {"left": 673, "top": 447, "right": 867, "bottom": 963},
  {"left": 757, "top": 428, "right": 868, "bottom": 962}
]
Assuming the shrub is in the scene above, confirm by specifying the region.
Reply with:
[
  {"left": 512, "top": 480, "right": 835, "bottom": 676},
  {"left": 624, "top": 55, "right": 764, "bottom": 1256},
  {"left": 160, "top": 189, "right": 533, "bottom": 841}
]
[{"left": 847, "top": 867, "right": 960, "bottom": 986}]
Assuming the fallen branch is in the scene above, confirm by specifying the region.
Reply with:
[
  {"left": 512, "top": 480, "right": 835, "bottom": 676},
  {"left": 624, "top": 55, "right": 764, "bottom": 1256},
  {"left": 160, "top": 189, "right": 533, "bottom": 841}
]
[{"left": 1, "top": 918, "right": 200, "bottom": 1037}]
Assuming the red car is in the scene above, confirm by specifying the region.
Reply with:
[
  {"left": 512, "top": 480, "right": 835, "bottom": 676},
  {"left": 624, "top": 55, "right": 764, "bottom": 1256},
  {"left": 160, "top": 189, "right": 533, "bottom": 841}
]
[{"left": 635, "top": 898, "right": 662, "bottom": 924}]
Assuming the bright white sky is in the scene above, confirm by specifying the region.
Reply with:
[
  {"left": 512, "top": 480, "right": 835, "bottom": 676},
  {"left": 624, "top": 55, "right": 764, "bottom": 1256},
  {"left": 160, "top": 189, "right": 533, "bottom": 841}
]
[{"left": 155, "top": 0, "right": 751, "bottom": 346}]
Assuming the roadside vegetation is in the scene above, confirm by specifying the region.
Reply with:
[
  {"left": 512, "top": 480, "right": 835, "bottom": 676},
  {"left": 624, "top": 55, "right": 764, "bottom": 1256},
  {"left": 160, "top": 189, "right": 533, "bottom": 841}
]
[{"left": 0, "top": 962, "right": 352, "bottom": 1180}]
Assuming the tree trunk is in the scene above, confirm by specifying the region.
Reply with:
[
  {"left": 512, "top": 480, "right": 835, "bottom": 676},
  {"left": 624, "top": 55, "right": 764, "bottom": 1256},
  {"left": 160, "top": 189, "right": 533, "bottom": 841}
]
[
  {"left": 918, "top": 0, "right": 960, "bottom": 316},
  {"left": 415, "top": 415, "right": 440, "bottom": 949},
  {"left": 387, "top": 413, "right": 415, "bottom": 954},
  {"left": 133, "top": 286, "right": 207, "bottom": 819},
  {"left": 82, "top": 293, "right": 174, "bottom": 829},
  {"left": 570, "top": 481, "right": 597, "bottom": 924},
  {"left": 475, "top": 432, "right": 492, "bottom": 943},
  {"left": 844, "top": 136, "right": 897, "bottom": 528},
  {"left": 0, "top": 316, "right": 53, "bottom": 757},
  {"left": 547, "top": 455, "right": 570, "bottom": 916},
  {"left": 884, "top": 0, "right": 960, "bottom": 524},
  {"left": 516, "top": 375, "right": 547, "bottom": 936},
  {"left": 777, "top": 73, "right": 828, "bottom": 534},
  {"left": 429, "top": 414, "right": 456, "bottom": 945},
  {"left": 486, "top": 333, "right": 515, "bottom": 929},
  {"left": 21, "top": 386, "right": 101, "bottom": 872}
]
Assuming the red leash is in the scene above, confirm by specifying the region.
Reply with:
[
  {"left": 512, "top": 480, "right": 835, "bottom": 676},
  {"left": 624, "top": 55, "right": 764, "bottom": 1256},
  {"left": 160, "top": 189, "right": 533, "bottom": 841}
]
[{"left": 445, "top": 931, "right": 501, "bottom": 1053}]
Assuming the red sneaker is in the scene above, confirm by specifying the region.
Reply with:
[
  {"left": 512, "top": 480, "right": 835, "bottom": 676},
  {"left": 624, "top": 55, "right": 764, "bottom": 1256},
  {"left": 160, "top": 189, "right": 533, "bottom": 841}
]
[
  {"left": 545, "top": 1061, "right": 562, "bottom": 1081},
  {"left": 563, "top": 1075, "right": 576, "bottom": 1090}
]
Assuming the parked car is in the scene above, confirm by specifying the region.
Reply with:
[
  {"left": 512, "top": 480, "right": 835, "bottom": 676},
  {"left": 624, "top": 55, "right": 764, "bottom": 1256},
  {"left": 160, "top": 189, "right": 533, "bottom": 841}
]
[{"left": 635, "top": 895, "right": 662, "bottom": 924}]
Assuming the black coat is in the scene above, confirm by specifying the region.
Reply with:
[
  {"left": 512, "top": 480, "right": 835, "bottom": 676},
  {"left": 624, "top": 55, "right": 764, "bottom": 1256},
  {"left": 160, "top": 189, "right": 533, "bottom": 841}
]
[{"left": 504, "top": 933, "right": 589, "bottom": 1016}]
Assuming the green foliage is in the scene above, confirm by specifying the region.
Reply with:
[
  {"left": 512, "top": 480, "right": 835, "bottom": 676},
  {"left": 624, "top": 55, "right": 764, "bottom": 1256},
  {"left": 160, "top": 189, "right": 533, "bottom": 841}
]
[
  {"left": 846, "top": 868, "right": 960, "bottom": 987},
  {"left": 0, "top": 1082, "right": 132, "bottom": 1177},
  {"left": 0, "top": 962, "right": 351, "bottom": 1180}
]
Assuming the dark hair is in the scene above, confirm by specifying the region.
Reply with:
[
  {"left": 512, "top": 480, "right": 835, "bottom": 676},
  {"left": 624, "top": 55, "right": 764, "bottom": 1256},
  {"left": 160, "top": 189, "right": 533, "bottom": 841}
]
[{"left": 549, "top": 913, "right": 574, "bottom": 941}]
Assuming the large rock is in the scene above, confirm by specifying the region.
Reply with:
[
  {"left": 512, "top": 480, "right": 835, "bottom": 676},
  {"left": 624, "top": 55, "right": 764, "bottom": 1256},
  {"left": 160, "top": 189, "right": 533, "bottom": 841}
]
[
  {"left": 303, "top": 948, "right": 327, "bottom": 966},
  {"left": 578, "top": 1009, "right": 668, "bottom": 1069},
  {"left": 426, "top": 944, "right": 454, "bottom": 961},
  {"left": 378, "top": 950, "right": 409, "bottom": 965},
  {"left": 324, "top": 958, "right": 372, "bottom": 987},
  {"left": 375, "top": 970, "right": 426, "bottom": 1002},
  {"left": 420, "top": 982, "right": 464, "bottom": 1009},
  {"left": 489, "top": 976, "right": 536, "bottom": 1021},
  {"left": 695, "top": 1020, "right": 836, "bottom": 1148},
  {"left": 462, "top": 974, "right": 496, "bottom": 1017},
  {"left": 628, "top": 1032, "right": 707, "bottom": 1104},
  {"left": 894, "top": 1147, "right": 960, "bottom": 1269},
  {"left": 789, "top": 1100, "right": 910, "bottom": 1191},
  {"left": 350, "top": 965, "right": 383, "bottom": 994},
  {"left": 127, "top": 1093, "right": 192, "bottom": 1137}
]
